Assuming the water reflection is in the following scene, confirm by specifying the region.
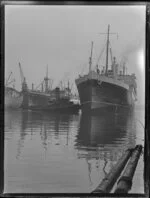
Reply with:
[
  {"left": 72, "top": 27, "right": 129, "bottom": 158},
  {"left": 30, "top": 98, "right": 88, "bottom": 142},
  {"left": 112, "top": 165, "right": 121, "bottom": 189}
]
[
  {"left": 75, "top": 110, "right": 136, "bottom": 182},
  {"left": 77, "top": 111, "right": 136, "bottom": 148},
  {"left": 16, "top": 110, "right": 78, "bottom": 158},
  {"left": 75, "top": 112, "right": 136, "bottom": 188},
  {"left": 6, "top": 109, "right": 137, "bottom": 165},
  {"left": 5, "top": 109, "right": 22, "bottom": 140},
  {"left": 5, "top": 108, "right": 143, "bottom": 193}
]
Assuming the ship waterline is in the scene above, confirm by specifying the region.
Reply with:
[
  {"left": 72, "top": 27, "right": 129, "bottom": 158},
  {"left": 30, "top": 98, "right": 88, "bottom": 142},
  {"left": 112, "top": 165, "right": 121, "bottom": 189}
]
[{"left": 76, "top": 73, "right": 135, "bottom": 113}]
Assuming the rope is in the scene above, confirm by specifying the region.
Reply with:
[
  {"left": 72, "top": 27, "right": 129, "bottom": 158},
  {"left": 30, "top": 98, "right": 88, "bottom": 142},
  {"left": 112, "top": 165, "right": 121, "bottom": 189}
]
[
  {"left": 109, "top": 41, "right": 113, "bottom": 64},
  {"left": 80, "top": 100, "right": 130, "bottom": 108},
  {"left": 135, "top": 118, "right": 145, "bottom": 130},
  {"left": 35, "top": 80, "right": 44, "bottom": 90},
  {"left": 81, "top": 62, "right": 88, "bottom": 75},
  {"left": 95, "top": 41, "right": 107, "bottom": 68}
]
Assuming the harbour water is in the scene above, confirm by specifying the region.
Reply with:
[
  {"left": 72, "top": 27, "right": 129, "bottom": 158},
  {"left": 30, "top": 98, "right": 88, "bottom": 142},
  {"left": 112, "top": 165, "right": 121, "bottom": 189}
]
[{"left": 4, "top": 107, "right": 145, "bottom": 193}]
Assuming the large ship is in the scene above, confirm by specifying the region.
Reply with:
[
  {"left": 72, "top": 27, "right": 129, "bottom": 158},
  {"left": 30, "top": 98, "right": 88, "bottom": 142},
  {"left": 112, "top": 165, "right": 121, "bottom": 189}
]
[
  {"left": 75, "top": 25, "right": 137, "bottom": 113},
  {"left": 5, "top": 72, "right": 23, "bottom": 109}
]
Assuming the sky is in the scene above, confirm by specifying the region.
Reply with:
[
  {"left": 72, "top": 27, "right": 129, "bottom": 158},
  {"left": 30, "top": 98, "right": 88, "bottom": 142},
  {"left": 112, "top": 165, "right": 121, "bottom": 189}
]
[{"left": 5, "top": 5, "right": 146, "bottom": 105}]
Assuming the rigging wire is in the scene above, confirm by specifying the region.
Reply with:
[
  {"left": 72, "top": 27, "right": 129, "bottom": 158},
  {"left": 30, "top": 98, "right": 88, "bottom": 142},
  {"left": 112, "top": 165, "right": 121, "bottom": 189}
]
[
  {"left": 35, "top": 79, "right": 44, "bottom": 90},
  {"left": 109, "top": 41, "right": 113, "bottom": 65},
  {"left": 6, "top": 71, "right": 13, "bottom": 86},
  {"left": 95, "top": 41, "right": 107, "bottom": 68},
  {"left": 6, "top": 79, "right": 15, "bottom": 86},
  {"left": 81, "top": 62, "right": 88, "bottom": 75}
]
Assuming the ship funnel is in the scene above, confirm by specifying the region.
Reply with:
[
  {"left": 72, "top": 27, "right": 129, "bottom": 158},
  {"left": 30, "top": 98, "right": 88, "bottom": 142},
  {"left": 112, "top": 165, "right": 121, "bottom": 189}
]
[{"left": 112, "top": 57, "right": 118, "bottom": 78}]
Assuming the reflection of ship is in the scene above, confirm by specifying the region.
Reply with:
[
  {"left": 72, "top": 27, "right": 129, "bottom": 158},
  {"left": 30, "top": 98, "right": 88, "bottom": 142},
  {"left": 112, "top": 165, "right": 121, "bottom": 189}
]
[
  {"left": 76, "top": 110, "right": 136, "bottom": 161},
  {"left": 19, "top": 63, "right": 80, "bottom": 113},
  {"left": 20, "top": 111, "right": 72, "bottom": 133},
  {"left": 5, "top": 110, "right": 26, "bottom": 158},
  {"left": 5, "top": 72, "right": 23, "bottom": 109},
  {"left": 16, "top": 110, "right": 74, "bottom": 157},
  {"left": 74, "top": 110, "right": 136, "bottom": 189},
  {"left": 75, "top": 25, "right": 137, "bottom": 113}
]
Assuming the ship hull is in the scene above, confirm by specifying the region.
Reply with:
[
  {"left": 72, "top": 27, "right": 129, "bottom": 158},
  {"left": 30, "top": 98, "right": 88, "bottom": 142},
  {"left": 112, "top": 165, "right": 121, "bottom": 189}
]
[
  {"left": 5, "top": 87, "right": 23, "bottom": 109},
  {"left": 21, "top": 91, "right": 51, "bottom": 109},
  {"left": 22, "top": 89, "right": 70, "bottom": 109},
  {"left": 76, "top": 79, "right": 134, "bottom": 114},
  {"left": 22, "top": 91, "right": 80, "bottom": 114},
  {"left": 27, "top": 104, "right": 80, "bottom": 114}
]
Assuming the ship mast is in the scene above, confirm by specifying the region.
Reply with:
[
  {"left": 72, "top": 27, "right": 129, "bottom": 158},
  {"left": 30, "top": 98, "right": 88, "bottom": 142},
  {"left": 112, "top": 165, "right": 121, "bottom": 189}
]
[
  {"left": 44, "top": 65, "right": 49, "bottom": 93},
  {"left": 89, "top": 41, "right": 93, "bottom": 73},
  {"left": 98, "top": 25, "right": 118, "bottom": 75},
  {"left": 19, "top": 62, "right": 27, "bottom": 91},
  {"left": 105, "top": 24, "right": 110, "bottom": 75}
]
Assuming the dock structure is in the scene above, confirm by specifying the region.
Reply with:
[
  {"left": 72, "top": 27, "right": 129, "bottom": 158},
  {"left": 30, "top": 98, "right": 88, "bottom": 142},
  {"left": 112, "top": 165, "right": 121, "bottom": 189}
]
[{"left": 92, "top": 145, "right": 143, "bottom": 194}]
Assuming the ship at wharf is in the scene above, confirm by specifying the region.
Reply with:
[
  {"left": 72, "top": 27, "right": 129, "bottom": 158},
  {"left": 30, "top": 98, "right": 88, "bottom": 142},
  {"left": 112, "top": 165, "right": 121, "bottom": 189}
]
[
  {"left": 75, "top": 25, "right": 137, "bottom": 114},
  {"left": 19, "top": 63, "right": 80, "bottom": 113}
]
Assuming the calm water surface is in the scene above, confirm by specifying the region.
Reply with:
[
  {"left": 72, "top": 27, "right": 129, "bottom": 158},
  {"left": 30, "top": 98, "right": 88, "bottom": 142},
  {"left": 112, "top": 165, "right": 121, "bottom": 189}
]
[{"left": 4, "top": 108, "right": 145, "bottom": 193}]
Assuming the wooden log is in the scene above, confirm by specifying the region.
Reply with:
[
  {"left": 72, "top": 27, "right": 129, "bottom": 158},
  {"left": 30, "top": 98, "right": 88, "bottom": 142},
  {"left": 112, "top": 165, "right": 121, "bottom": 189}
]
[
  {"left": 114, "top": 145, "right": 143, "bottom": 193},
  {"left": 92, "top": 148, "right": 134, "bottom": 193}
]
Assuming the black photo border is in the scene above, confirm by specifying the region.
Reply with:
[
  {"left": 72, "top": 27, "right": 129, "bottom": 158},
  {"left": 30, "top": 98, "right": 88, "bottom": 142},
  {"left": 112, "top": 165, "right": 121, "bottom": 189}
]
[{"left": 0, "top": 1, "right": 149, "bottom": 197}]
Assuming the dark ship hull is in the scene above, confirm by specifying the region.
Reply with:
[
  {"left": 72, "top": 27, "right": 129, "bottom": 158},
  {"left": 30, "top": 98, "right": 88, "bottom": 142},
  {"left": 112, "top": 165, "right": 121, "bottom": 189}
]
[
  {"left": 22, "top": 88, "right": 80, "bottom": 114},
  {"left": 21, "top": 91, "right": 51, "bottom": 109},
  {"left": 27, "top": 100, "right": 80, "bottom": 114},
  {"left": 76, "top": 75, "right": 135, "bottom": 114}
]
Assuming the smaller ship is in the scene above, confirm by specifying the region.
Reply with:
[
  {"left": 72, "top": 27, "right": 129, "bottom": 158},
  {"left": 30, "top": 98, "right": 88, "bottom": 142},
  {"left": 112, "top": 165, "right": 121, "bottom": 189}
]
[
  {"left": 27, "top": 87, "right": 80, "bottom": 113},
  {"left": 5, "top": 72, "right": 23, "bottom": 109},
  {"left": 19, "top": 63, "right": 52, "bottom": 109},
  {"left": 19, "top": 63, "right": 80, "bottom": 113}
]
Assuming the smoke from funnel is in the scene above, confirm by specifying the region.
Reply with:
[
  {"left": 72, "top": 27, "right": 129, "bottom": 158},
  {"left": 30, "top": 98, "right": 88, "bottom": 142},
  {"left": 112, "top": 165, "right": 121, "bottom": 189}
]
[{"left": 119, "top": 29, "right": 144, "bottom": 65}]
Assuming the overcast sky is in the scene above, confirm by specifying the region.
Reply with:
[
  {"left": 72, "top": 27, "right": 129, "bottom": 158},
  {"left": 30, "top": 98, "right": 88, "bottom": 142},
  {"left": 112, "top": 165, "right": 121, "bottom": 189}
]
[{"left": 5, "top": 5, "right": 145, "bottom": 105}]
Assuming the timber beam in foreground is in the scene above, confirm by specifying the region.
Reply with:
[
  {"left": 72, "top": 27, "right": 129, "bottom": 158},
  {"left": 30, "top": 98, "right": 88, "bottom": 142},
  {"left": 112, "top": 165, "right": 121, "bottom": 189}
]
[
  {"left": 114, "top": 145, "right": 143, "bottom": 193},
  {"left": 92, "top": 145, "right": 143, "bottom": 194},
  {"left": 92, "top": 147, "right": 134, "bottom": 193}
]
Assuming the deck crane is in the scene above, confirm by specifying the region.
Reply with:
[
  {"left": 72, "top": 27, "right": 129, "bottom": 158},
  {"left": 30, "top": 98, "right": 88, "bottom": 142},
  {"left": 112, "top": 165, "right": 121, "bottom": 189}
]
[
  {"left": 5, "top": 71, "right": 12, "bottom": 86},
  {"left": 19, "top": 62, "right": 24, "bottom": 84},
  {"left": 19, "top": 62, "right": 28, "bottom": 91},
  {"left": 6, "top": 79, "right": 15, "bottom": 86}
]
